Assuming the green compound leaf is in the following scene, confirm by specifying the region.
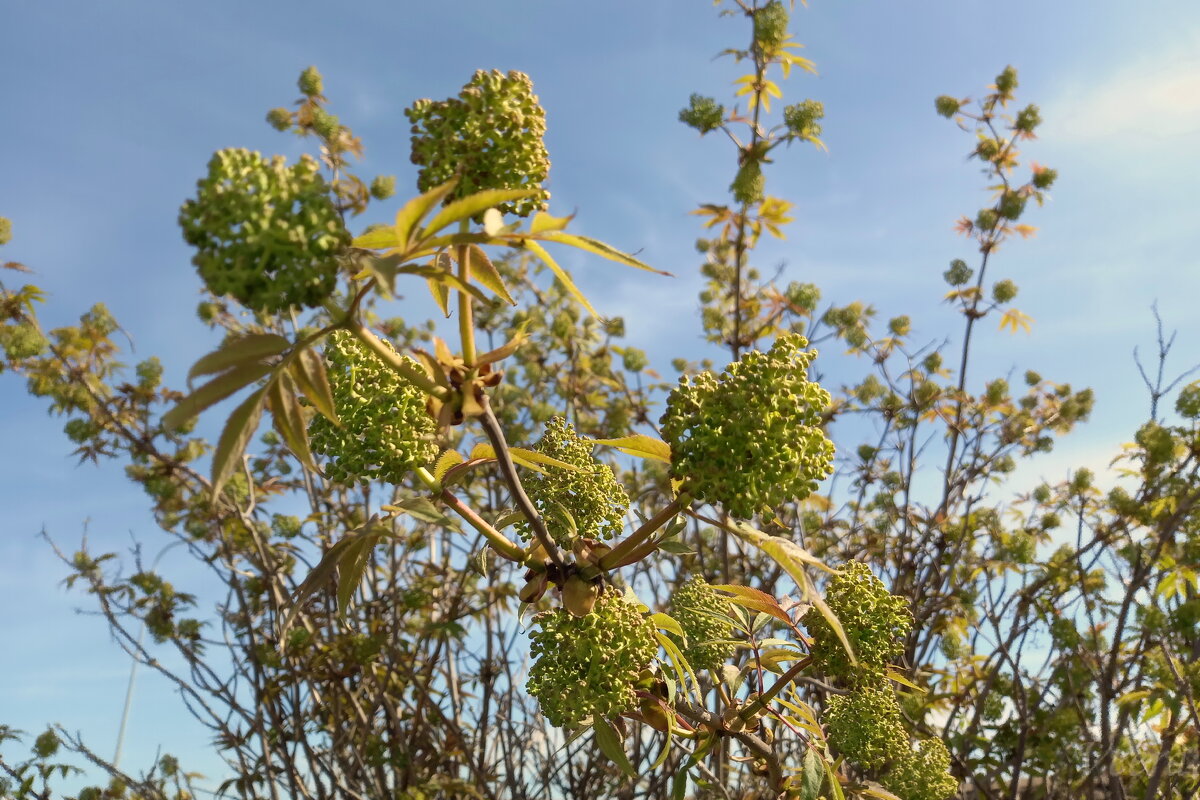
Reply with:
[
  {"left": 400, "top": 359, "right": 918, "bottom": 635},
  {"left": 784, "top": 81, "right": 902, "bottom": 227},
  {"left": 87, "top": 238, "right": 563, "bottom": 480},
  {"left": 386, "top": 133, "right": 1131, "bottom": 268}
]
[
  {"left": 672, "top": 732, "right": 717, "bottom": 800},
  {"left": 657, "top": 630, "right": 700, "bottom": 698},
  {"left": 210, "top": 384, "right": 268, "bottom": 500},
  {"left": 352, "top": 226, "right": 400, "bottom": 251},
  {"left": 188, "top": 333, "right": 290, "bottom": 382},
  {"left": 393, "top": 260, "right": 493, "bottom": 305},
  {"left": 422, "top": 188, "right": 538, "bottom": 237},
  {"left": 649, "top": 697, "right": 676, "bottom": 771},
  {"left": 711, "top": 583, "right": 793, "bottom": 626},
  {"left": 589, "top": 434, "right": 672, "bottom": 464},
  {"left": 164, "top": 362, "right": 273, "bottom": 431},
  {"left": 591, "top": 718, "right": 636, "bottom": 779},
  {"left": 799, "top": 749, "right": 824, "bottom": 800},
  {"left": 426, "top": 276, "right": 451, "bottom": 317}
]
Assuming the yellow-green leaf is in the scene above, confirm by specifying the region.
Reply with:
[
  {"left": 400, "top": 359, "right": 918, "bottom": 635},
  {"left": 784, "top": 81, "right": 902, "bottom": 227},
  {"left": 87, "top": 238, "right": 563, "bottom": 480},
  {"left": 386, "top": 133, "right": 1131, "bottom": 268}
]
[
  {"left": 290, "top": 347, "right": 338, "bottom": 425},
  {"left": 434, "top": 450, "right": 465, "bottom": 483},
  {"left": 592, "top": 718, "right": 636, "bottom": 779},
  {"left": 423, "top": 188, "right": 536, "bottom": 237},
  {"left": 471, "top": 442, "right": 580, "bottom": 474},
  {"left": 427, "top": 276, "right": 451, "bottom": 317},
  {"left": 164, "top": 362, "right": 273, "bottom": 431},
  {"left": 390, "top": 178, "right": 460, "bottom": 249},
  {"left": 520, "top": 240, "right": 598, "bottom": 318},
  {"left": 188, "top": 333, "right": 290, "bottom": 382},
  {"left": 535, "top": 231, "right": 670, "bottom": 275},
  {"left": 266, "top": 373, "right": 314, "bottom": 470},
  {"left": 650, "top": 612, "right": 685, "bottom": 638},
  {"left": 475, "top": 324, "right": 527, "bottom": 367},
  {"left": 461, "top": 245, "right": 515, "bottom": 305},
  {"left": 529, "top": 210, "right": 575, "bottom": 234},
  {"left": 210, "top": 385, "right": 268, "bottom": 499},
  {"left": 589, "top": 434, "right": 671, "bottom": 463},
  {"left": 999, "top": 308, "right": 1034, "bottom": 334}
]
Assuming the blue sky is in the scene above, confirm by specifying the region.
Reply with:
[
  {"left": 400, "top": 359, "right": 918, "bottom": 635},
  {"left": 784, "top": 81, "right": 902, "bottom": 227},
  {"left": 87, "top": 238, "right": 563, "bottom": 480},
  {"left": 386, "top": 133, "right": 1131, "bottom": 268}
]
[{"left": 2, "top": 0, "right": 1199, "bottom": 789}]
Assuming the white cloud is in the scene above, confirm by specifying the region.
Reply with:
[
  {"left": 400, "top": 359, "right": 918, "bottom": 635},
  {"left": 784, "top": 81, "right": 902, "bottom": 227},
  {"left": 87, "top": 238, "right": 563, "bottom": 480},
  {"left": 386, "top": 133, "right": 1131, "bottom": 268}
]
[{"left": 1047, "top": 32, "right": 1200, "bottom": 143}]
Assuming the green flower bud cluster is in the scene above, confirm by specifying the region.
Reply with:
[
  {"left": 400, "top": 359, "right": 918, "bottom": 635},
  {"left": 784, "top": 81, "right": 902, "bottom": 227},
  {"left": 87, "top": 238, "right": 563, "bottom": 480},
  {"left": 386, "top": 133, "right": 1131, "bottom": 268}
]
[
  {"left": 934, "top": 95, "right": 961, "bottom": 118},
  {"left": 298, "top": 66, "right": 324, "bottom": 97},
  {"left": 309, "top": 107, "right": 341, "bottom": 139},
  {"left": 1177, "top": 382, "right": 1200, "bottom": 419},
  {"left": 308, "top": 331, "right": 438, "bottom": 485},
  {"left": 679, "top": 94, "right": 726, "bottom": 134},
  {"left": 265, "top": 107, "right": 293, "bottom": 131},
  {"left": 671, "top": 576, "right": 737, "bottom": 671},
  {"left": 369, "top": 175, "right": 396, "bottom": 201},
  {"left": 731, "top": 160, "right": 765, "bottom": 205},
  {"left": 0, "top": 322, "right": 48, "bottom": 361},
  {"left": 888, "top": 315, "right": 911, "bottom": 337},
  {"left": 1032, "top": 166, "right": 1058, "bottom": 190},
  {"left": 1135, "top": 421, "right": 1176, "bottom": 466},
  {"left": 526, "top": 590, "right": 658, "bottom": 728},
  {"left": 975, "top": 138, "right": 1001, "bottom": 161},
  {"left": 1015, "top": 104, "right": 1042, "bottom": 133},
  {"left": 991, "top": 279, "right": 1018, "bottom": 303},
  {"left": 943, "top": 259, "right": 972, "bottom": 286},
  {"left": 997, "top": 190, "right": 1026, "bottom": 220},
  {"left": 622, "top": 347, "right": 648, "bottom": 373},
  {"left": 785, "top": 281, "right": 821, "bottom": 312},
  {"left": 784, "top": 100, "right": 824, "bottom": 140},
  {"left": 178, "top": 148, "right": 349, "bottom": 312},
  {"left": 660, "top": 333, "right": 834, "bottom": 519},
  {"left": 406, "top": 69, "right": 550, "bottom": 218},
  {"left": 995, "top": 65, "right": 1019, "bottom": 94},
  {"left": 884, "top": 739, "right": 958, "bottom": 800},
  {"left": 0, "top": 216, "right": 11, "bottom": 246},
  {"left": 517, "top": 416, "right": 629, "bottom": 548},
  {"left": 975, "top": 208, "right": 999, "bottom": 231},
  {"left": 823, "top": 683, "right": 907, "bottom": 769},
  {"left": 753, "top": 1, "right": 790, "bottom": 49},
  {"left": 803, "top": 562, "right": 912, "bottom": 684}
]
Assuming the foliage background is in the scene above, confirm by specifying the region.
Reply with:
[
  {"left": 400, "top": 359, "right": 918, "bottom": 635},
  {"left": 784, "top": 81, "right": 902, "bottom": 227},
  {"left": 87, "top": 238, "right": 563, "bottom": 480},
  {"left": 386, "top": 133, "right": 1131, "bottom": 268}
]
[{"left": 2, "top": 0, "right": 1200, "bottom": 793}]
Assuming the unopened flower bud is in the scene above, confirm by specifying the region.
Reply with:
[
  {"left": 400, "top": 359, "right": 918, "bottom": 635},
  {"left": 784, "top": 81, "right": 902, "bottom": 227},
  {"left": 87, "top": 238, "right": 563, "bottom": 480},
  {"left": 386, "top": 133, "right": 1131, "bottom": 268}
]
[{"left": 562, "top": 574, "right": 601, "bottom": 618}]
